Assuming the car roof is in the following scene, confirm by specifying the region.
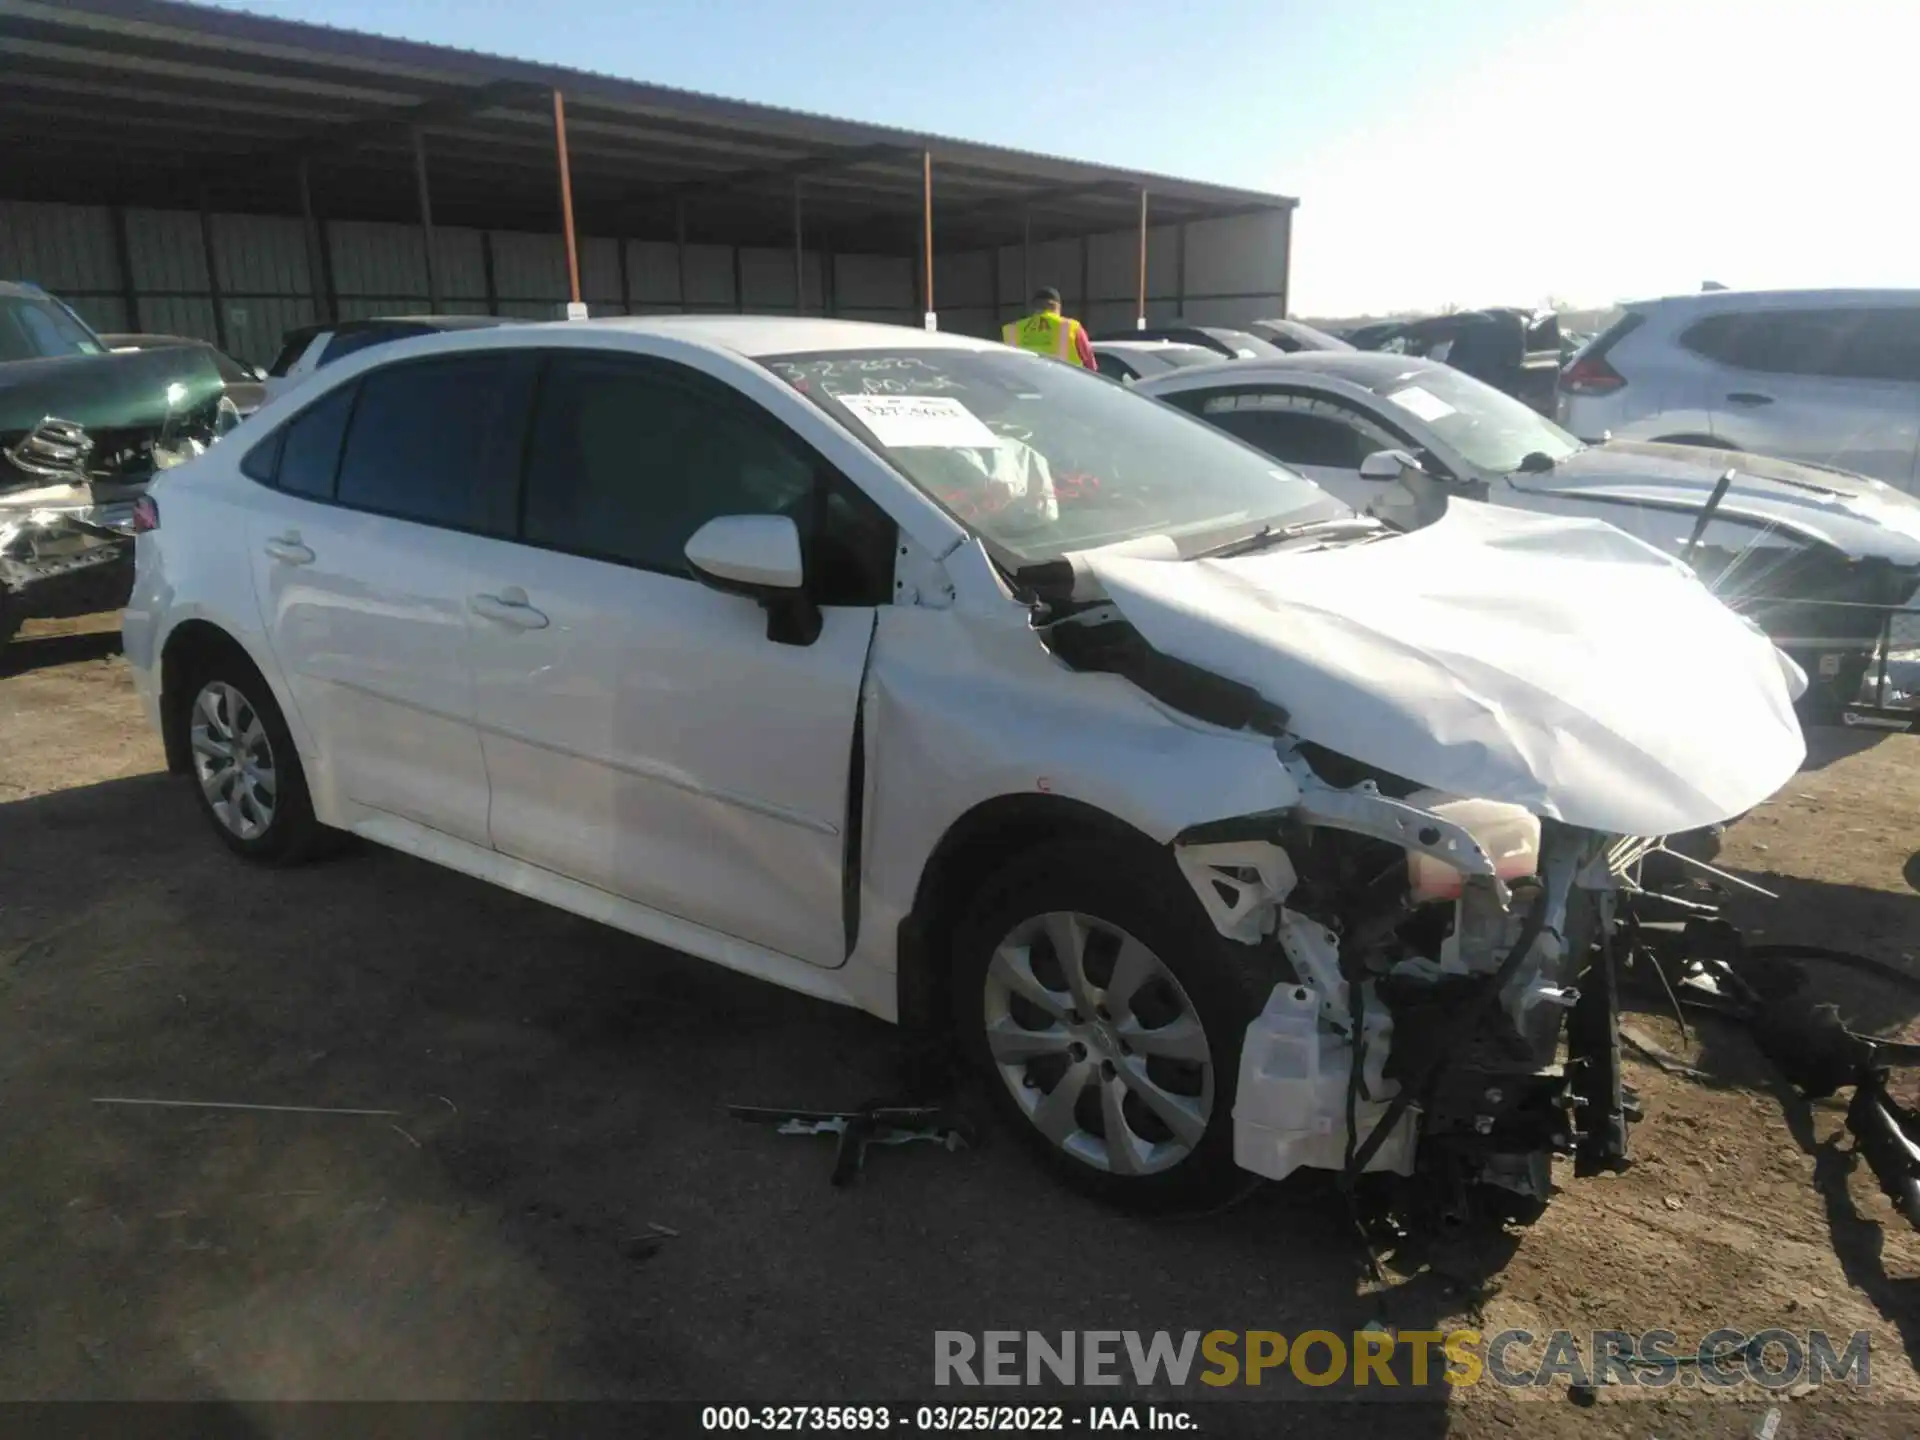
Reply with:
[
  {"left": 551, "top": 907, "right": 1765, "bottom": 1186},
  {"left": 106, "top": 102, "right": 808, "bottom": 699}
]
[
  {"left": 1092, "top": 339, "right": 1215, "bottom": 354},
  {"left": 577, "top": 314, "right": 1002, "bottom": 358},
  {"left": 1627, "top": 287, "right": 1920, "bottom": 313},
  {"left": 1146, "top": 351, "right": 1444, "bottom": 391}
]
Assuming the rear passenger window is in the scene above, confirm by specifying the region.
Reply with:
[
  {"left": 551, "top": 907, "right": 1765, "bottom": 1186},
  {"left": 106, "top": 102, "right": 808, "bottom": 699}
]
[
  {"left": 275, "top": 383, "right": 356, "bottom": 499},
  {"left": 333, "top": 355, "right": 533, "bottom": 534},
  {"left": 1683, "top": 308, "right": 1920, "bottom": 382},
  {"left": 522, "top": 353, "right": 895, "bottom": 604}
]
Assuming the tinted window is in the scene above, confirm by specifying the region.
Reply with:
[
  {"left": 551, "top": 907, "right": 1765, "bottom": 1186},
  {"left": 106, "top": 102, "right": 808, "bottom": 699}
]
[
  {"left": 1204, "top": 402, "right": 1375, "bottom": 468},
  {"left": 1095, "top": 352, "right": 1137, "bottom": 381},
  {"left": 275, "top": 384, "right": 356, "bottom": 499},
  {"left": 238, "top": 425, "right": 285, "bottom": 486},
  {"left": 1682, "top": 307, "right": 1920, "bottom": 382},
  {"left": 334, "top": 355, "right": 532, "bottom": 533},
  {"left": 524, "top": 354, "right": 895, "bottom": 605}
]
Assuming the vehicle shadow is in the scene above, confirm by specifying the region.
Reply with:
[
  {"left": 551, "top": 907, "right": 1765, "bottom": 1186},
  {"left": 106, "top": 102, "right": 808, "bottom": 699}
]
[
  {"left": 0, "top": 626, "right": 122, "bottom": 675},
  {"left": 0, "top": 771, "right": 1452, "bottom": 1429},
  {"left": 1796, "top": 722, "right": 1894, "bottom": 773}
]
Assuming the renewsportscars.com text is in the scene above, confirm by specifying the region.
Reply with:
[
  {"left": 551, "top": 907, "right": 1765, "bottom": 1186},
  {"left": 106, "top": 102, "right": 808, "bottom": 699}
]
[{"left": 933, "top": 1329, "right": 1871, "bottom": 1391}]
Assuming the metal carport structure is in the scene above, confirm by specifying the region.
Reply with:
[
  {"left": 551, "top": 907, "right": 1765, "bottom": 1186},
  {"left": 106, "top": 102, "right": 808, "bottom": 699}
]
[{"left": 0, "top": 0, "right": 1297, "bottom": 363}]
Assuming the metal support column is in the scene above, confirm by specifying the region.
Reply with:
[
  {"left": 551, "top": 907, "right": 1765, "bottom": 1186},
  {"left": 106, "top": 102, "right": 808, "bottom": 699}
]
[
  {"left": 675, "top": 198, "right": 689, "bottom": 312},
  {"left": 296, "top": 158, "right": 334, "bottom": 324},
  {"left": 411, "top": 126, "right": 441, "bottom": 311},
  {"left": 197, "top": 188, "right": 227, "bottom": 352},
  {"left": 793, "top": 178, "right": 805, "bottom": 315},
  {"left": 921, "top": 149, "right": 935, "bottom": 329},
  {"left": 1021, "top": 207, "right": 1031, "bottom": 305},
  {"left": 110, "top": 205, "right": 139, "bottom": 332},
  {"left": 552, "top": 89, "right": 583, "bottom": 313},
  {"left": 480, "top": 231, "right": 498, "bottom": 315},
  {"left": 1136, "top": 188, "right": 1149, "bottom": 331},
  {"left": 1175, "top": 222, "right": 1188, "bottom": 319},
  {"left": 1078, "top": 235, "right": 1090, "bottom": 326}
]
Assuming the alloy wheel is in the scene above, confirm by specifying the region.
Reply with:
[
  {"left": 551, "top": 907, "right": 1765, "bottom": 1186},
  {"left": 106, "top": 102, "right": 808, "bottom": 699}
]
[
  {"left": 190, "top": 680, "right": 278, "bottom": 841},
  {"left": 982, "top": 911, "right": 1216, "bottom": 1176}
]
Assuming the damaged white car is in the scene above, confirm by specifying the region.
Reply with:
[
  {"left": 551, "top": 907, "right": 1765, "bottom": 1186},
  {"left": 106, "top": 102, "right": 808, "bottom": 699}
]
[{"left": 123, "top": 318, "right": 1806, "bottom": 1215}]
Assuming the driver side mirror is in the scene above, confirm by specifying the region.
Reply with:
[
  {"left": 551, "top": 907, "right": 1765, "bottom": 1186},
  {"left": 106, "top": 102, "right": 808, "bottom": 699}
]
[
  {"left": 1360, "top": 447, "right": 1425, "bottom": 481},
  {"left": 684, "top": 514, "right": 821, "bottom": 647}
]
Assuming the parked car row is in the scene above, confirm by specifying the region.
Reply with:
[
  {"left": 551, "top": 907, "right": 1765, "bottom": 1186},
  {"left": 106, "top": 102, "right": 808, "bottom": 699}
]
[{"left": 124, "top": 314, "right": 1807, "bottom": 1220}]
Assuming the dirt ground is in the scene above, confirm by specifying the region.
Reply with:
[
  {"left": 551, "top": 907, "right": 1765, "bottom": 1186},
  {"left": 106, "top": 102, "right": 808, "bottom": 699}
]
[{"left": 3, "top": 613, "right": 1918, "bottom": 1438}]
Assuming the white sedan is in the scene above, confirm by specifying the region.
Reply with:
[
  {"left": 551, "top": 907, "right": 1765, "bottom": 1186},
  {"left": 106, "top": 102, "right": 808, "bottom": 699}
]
[{"left": 123, "top": 316, "right": 1803, "bottom": 1214}]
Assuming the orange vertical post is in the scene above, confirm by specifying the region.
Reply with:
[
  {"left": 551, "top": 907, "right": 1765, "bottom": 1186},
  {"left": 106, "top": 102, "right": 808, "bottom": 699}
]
[
  {"left": 1137, "top": 188, "right": 1149, "bottom": 330},
  {"left": 553, "top": 88, "right": 582, "bottom": 310},
  {"left": 922, "top": 149, "right": 935, "bottom": 329}
]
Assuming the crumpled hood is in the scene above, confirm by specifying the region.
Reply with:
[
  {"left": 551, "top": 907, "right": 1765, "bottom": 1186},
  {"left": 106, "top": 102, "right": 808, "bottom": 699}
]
[
  {"left": 0, "top": 347, "right": 226, "bottom": 438},
  {"left": 1085, "top": 500, "right": 1806, "bottom": 836},
  {"left": 1523, "top": 440, "right": 1920, "bottom": 565}
]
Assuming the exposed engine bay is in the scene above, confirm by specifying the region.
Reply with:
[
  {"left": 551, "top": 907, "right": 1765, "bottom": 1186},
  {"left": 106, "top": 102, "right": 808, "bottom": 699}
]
[{"left": 1171, "top": 747, "right": 1630, "bottom": 1222}]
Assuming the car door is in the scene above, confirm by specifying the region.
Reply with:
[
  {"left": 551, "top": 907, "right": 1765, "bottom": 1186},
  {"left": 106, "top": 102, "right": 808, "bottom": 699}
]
[
  {"left": 1689, "top": 306, "right": 1920, "bottom": 484},
  {"left": 246, "top": 351, "right": 535, "bottom": 847},
  {"left": 1169, "top": 386, "right": 1406, "bottom": 510},
  {"left": 467, "top": 349, "right": 897, "bottom": 969}
]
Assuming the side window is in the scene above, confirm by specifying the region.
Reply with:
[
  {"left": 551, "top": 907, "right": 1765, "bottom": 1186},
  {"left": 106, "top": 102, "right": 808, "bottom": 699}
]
[
  {"left": 1834, "top": 308, "right": 1920, "bottom": 383},
  {"left": 1679, "top": 308, "right": 1920, "bottom": 380},
  {"left": 522, "top": 353, "right": 896, "bottom": 605},
  {"left": 275, "top": 383, "right": 356, "bottom": 499},
  {"left": 1193, "top": 392, "right": 1390, "bottom": 469},
  {"left": 1094, "top": 352, "right": 1134, "bottom": 382},
  {"left": 333, "top": 354, "right": 533, "bottom": 534}
]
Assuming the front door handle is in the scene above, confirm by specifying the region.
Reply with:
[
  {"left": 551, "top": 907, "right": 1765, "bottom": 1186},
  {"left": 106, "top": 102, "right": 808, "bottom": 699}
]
[
  {"left": 469, "top": 588, "right": 550, "bottom": 631},
  {"left": 263, "top": 533, "right": 315, "bottom": 565},
  {"left": 1726, "top": 391, "right": 1775, "bottom": 407}
]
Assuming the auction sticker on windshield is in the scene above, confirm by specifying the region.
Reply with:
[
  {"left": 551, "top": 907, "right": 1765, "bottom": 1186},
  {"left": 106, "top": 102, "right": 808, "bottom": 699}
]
[
  {"left": 838, "top": 394, "right": 998, "bottom": 449},
  {"left": 1386, "top": 385, "right": 1456, "bottom": 423}
]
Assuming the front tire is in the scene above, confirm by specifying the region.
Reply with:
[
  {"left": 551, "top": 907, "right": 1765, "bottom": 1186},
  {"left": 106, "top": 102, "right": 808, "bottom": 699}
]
[
  {"left": 176, "top": 654, "right": 326, "bottom": 864},
  {"left": 952, "top": 839, "right": 1270, "bottom": 1212}
]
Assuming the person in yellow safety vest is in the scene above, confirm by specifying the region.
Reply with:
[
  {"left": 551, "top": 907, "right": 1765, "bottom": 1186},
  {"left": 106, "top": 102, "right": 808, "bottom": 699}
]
[{"left": 1002, "top": 286, "right": 1096, "bottom": 368}]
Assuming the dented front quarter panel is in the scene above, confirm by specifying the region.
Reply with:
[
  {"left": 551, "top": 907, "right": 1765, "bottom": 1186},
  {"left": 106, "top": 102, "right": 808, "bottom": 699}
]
[{"left": 855, "top": 583, "right": 1304, "bottom": 976}]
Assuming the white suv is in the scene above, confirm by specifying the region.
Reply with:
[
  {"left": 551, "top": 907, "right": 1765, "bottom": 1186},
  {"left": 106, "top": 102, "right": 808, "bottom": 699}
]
[
  {"left": 1558, "top": 289, "right": 1920, "bottom": 491},
  {"left": 124, "top": 317, "right": 1803, "bottom": 1213}
]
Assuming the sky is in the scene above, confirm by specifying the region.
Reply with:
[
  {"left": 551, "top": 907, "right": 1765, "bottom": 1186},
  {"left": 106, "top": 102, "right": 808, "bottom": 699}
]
[{"left": 207, "top": 0, "right": 1920, "bottom": 317}]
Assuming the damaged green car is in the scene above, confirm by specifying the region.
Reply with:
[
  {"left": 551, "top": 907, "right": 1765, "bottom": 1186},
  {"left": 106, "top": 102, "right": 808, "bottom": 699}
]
[{"left": 1, "top": 282, "right": 240, "bottom": 646}]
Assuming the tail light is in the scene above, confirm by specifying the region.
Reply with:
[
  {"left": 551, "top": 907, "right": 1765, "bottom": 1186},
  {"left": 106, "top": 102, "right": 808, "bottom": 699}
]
[
  {"left": 1559, "top": 353, "right": 1626, "bottom": 396},
  {"left": 132, "top": 495, "right": 160, "bottom": 533}
]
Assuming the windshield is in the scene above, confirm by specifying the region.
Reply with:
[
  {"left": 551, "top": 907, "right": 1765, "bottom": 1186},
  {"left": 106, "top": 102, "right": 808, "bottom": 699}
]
[
  {"left": 1366, "top": 363, "right": 1583, "bottom": 474},
  {"left": 767, "top": 347, "right": 1342, "bottom": 562},
  {"left": 0, "top": 294, "right": 105, "bottom": 363}
]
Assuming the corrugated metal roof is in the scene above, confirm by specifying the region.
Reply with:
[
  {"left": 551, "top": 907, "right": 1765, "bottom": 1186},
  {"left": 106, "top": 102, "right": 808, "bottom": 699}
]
[{"left": 0, "top": 0, "right": 1295, "bottom": 252}]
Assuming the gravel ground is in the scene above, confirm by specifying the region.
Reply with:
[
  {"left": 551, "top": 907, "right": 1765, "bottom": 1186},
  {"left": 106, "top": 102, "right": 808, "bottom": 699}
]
[{"left": 3, "top": 613, "right": 1918, "bottom": 1437}]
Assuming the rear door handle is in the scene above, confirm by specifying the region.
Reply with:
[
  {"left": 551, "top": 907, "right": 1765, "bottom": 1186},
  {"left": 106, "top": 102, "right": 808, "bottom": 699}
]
[
  {"left": 469, "top": 588, "right": 549, "bottom": 631},
  {"left": 1726, "top": 391, "right": 1775, "bottom": 407},
  {"left": 263, "top": 533, "right": 315, "bottom": 565}
]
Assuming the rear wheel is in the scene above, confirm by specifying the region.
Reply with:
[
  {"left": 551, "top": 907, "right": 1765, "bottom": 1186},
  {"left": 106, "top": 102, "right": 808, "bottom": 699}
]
[
  {"left": 176, "top": 653, "right": 327, "bottom": 864},
  {"left": 952, "top": 839, "right": 1270, "bottom": 1212}
]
